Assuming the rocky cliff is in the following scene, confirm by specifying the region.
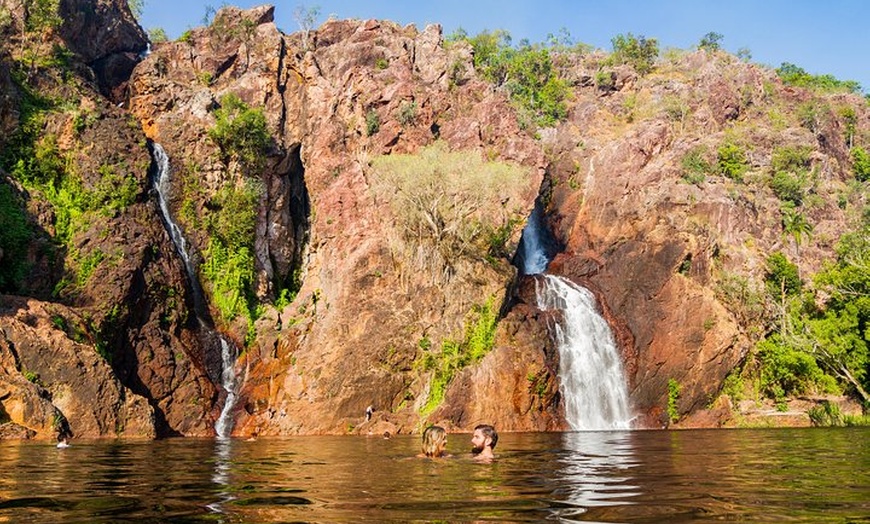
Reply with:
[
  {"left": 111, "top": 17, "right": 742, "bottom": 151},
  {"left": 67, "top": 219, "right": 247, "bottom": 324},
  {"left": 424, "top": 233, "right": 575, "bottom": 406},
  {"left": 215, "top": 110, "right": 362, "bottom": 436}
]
[{"left": 1, "top": 2, "right": 867, "bottom": 439}]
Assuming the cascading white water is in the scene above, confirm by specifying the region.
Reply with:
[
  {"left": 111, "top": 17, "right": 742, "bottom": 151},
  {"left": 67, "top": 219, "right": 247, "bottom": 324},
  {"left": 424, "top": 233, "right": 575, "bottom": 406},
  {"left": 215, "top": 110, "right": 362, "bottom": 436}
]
[
  {"left": 517, "top": 203, "right": 632, "bottom": 430},
  {"left": 535, "top": 276, "right": 632, "bottom": 430},
  {"left": 153, "top": 144, "right": 197, "bottom": 282},
  {"left": 152, "top": 143, "right": 240, "bottom": 438},
  {"left": 214, "top": 338, "right": 238, "bottom": 439}
]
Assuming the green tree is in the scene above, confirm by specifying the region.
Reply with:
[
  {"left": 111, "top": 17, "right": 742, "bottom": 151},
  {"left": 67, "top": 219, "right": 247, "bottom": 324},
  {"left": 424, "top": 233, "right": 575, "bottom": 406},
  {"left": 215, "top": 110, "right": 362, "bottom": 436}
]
[
  {"left": 468, "top": 29, "right": 513, "bottom": 85},
  {"left": 698, "top": 32, "right": 723, "bottom": 51},
  {"left": 610, "top": 33, "right": 659, "bottom": 76},
  {"left": 147, "top": 27, "right": 168, "bottom": 44},
  {"left": 776, "top": 62, "right": 861, "bottom": 94},
  {"left": 781, "top": 202, "right": 813, "bottom": 263},
  {"left": 208, "top": 94, "right": 271, "bottom": 168},
  {"left": 127, "top": 0, "right": 145, "bottom": 19},
  {"left": 852, "top": 146, "right": 870, "bottom": 182},
  {"left": 808, "top": 224, "right": 870, "bottom": 402},
  {"left": 456, "top": 29, "right": 570, "bottom": 127},
  {"left": 505, "top": 44, "right": 569, "bottom": 126},
  {"left": 293, "top": 3, "right": 320, "bottom": 47}
]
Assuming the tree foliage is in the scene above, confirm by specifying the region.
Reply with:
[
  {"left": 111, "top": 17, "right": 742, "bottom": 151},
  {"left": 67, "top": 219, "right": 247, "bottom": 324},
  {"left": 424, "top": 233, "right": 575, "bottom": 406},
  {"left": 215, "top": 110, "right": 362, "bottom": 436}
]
[
  {"left": 776, "top": 62, "right": 862, "bottom": 94},
  {"left": 852, "top": 146, "right": 870, "bottom": 182},
  {"left": 202, "top": 180, "right": 261, "bottom": 322},
  {"left": 458, "top": 29, "right": 570, "bottom": 127},
  {"left": 609, "top": 33, "right": 659, "bottom": 76},
  {"left": 208, "top": 93, "right": 271, "bottom": 168},
  {"left": 698, "top": 32, "right": 723, "bottom": 51},
  {"left": 716, "top": 141, "right": 749, "bottom": 182},
  {"left": 746, "top": 220, "right": 870, "bottom": 407},
  {"left": 368, "top": 141, "right": 528, "bottom": 264}
]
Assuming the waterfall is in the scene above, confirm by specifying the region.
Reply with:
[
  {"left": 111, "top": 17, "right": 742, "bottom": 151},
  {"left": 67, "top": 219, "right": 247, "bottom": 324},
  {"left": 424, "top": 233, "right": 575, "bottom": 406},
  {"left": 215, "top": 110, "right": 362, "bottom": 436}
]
[
  {"left": 516, "top": 204, "right": 632, "bottom": 430},
  {"left": 214, "top": 338, "right": 239, "bottom": 439},
  {"left": 151, "top": 143, "right": 240, "bottom": 438},
  {"left": 516, "top": 201, "right": 555, "bottom": 276},
  {"left": 535, "top": 276, "right": 632, "bottom": 430}
]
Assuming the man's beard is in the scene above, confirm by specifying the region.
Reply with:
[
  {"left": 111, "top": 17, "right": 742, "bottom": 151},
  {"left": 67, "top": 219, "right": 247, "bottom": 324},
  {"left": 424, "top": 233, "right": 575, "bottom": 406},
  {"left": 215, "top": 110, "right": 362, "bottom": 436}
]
[{"left": 471, "top": 444, "right": 484, "bottom": 454}]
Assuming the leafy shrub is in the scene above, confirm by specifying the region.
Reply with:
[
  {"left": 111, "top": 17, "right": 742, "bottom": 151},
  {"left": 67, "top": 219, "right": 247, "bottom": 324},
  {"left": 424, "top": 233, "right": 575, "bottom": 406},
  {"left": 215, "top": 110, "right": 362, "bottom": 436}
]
[
  {"left": 397, "top": 101, "right": 417, "bottom": 127},
  {"left": 203, "top": 238, "right": 254, "bottom": 321},
  {"left": 757, "top": 336, "right": 827, "bottom": 400},
  {"left": 609, "top": 33, "right": 659, "bottom": 76},
  {"left": 365, "top": 109, "right": 380, "bottom": 136},
  {"left": 770, "top": 170, "right": 807, "bottom": 205},
  {"left": 721, "top": 370, "right": 744, "bottom": 402},
  {"left": 420, "top": 298, "right": 498, "bottom": 415},
  {"left": 667, "top": 378, "right": 681, "bottom": 423},
  {"left": 202, "top": 180, "right": 261, "bottom": 322},
  {"left": 764, "top": 252, "right": 801, "bottom": 296},
  {"left": 776, "top": 62, "right": 861, "bottom": 94},
  {"left": 717, "top": 141, "right": 749, "bottom": 182},
  {"left": 368, "top": 141, "right": 528, "bottom": 268},
  {"left": 208, "top": 93, "right": 270, "bottom": 167},
  {"left": 852, "top": 146, "right": 870, "bottom": 181},
  {"left": 771, "top": 145, "right": 812, "bottom": 174},
  {"left": 93, "top": 164, "right": 140, "bottom": 213},
  {"left": 594, "top": 70, "right": 614, "bottom": 90},
  {"left": 75, "top": 248, "right": 105, "bottom": 287},
  {"left": 680, "top": 145, "right": 712, "bottom": 184}
]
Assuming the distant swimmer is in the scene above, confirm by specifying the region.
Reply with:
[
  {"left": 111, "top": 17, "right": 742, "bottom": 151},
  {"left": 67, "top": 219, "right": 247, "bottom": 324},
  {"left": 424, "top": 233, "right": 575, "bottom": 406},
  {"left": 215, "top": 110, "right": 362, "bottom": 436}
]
[{"left": 56, "top": 437, "right": 70, "bottom": 448}]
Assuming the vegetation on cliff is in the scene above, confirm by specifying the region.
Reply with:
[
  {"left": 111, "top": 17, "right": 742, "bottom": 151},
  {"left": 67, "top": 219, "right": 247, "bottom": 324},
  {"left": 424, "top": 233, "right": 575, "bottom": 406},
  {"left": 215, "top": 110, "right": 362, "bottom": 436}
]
[
  {"left": 449, "top": 23, "right": 868, "bottom": 422},
  {"left": 2, "top": 0, "right": 869, "bottom": 437}
]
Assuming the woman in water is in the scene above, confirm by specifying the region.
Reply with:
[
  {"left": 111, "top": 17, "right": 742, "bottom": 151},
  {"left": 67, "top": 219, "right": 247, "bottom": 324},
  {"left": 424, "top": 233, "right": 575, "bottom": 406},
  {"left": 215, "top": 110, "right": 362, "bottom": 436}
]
[{"left": 418, "top": 425, "right": 450, "bottom": 458}]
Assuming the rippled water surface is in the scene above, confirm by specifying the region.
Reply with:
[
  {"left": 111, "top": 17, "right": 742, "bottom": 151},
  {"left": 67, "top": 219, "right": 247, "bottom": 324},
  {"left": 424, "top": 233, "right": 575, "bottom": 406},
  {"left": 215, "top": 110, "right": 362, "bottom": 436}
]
[{"left": 1, "top": 428, "right": 867, "bottom": 523}]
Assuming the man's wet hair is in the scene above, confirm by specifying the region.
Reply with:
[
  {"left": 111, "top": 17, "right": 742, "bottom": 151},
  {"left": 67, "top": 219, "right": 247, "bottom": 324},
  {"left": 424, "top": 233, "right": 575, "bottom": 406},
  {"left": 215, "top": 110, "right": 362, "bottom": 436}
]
[{"left": 474, "top": 424, "right": 498, "bottom": 449}]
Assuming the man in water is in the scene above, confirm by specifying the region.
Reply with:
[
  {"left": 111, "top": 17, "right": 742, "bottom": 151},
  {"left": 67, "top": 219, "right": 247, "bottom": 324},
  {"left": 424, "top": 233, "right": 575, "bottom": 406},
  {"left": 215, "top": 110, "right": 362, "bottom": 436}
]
[{"left": 471, "top": 424, "right": 497, "bottom": 461}]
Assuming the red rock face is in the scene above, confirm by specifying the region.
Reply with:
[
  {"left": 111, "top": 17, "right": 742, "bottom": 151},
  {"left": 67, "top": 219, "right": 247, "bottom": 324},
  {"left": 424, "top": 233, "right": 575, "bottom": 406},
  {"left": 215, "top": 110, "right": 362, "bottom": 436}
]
[
  {"left": 3, "top": 2, "right": 865, "bottom": 438},
  {"left": 128, "top": 8, "right": 551, "bottom": 435},
  {"left": 58, "top": 0, "right": 148, "bottom": 100},
  {"left": 537, "top": 50, "right": 864, "bottom": 427}
]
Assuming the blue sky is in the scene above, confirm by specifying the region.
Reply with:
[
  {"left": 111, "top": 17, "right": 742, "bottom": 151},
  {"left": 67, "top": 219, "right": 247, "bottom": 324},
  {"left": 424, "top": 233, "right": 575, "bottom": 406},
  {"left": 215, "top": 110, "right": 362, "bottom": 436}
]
[{"left": 139, "top": 1, "right": 870, "bottom": 93}]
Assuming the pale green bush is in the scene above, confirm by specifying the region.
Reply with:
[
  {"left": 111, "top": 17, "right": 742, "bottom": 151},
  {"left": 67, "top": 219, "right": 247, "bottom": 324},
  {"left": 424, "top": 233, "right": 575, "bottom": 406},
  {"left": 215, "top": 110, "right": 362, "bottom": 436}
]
[{"left": 368, "top": 141, "right": 530, "bottom": 277}]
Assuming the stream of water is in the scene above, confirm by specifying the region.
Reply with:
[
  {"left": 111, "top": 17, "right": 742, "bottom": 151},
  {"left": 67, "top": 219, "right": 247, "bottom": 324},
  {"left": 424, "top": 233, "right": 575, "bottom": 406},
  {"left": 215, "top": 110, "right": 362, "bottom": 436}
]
[{"left": 151, "top": 143, "right": 239, "bottom": 438}]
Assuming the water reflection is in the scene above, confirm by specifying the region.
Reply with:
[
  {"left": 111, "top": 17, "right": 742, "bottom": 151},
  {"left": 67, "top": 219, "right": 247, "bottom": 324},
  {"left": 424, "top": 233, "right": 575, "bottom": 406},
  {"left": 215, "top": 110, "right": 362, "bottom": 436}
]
[
  {"left": 206, "top": 438, "right": 236, "bottom": 517},
  {"left": 0, "top": 429, "right": 867, "bottom": 523},
  {"left": 549, "top": 431, "right": 640, "bottom": 521}
]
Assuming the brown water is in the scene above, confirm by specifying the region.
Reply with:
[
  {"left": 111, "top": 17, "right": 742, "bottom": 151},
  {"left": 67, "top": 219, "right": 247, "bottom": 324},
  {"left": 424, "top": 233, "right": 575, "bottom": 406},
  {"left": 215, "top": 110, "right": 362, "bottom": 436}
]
[{"left": 1, "top": 428, "right": 867, "bottom": 523}]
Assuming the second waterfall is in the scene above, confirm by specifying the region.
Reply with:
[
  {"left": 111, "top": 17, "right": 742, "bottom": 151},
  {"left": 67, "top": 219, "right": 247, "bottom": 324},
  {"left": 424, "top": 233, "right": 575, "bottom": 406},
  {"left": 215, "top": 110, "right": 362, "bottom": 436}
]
[
  {"left": 517, "top": 202, "right": 633, "bottom": 431},
  {"left": 151, "top": 143, "right": 240, "bottom": 438}
]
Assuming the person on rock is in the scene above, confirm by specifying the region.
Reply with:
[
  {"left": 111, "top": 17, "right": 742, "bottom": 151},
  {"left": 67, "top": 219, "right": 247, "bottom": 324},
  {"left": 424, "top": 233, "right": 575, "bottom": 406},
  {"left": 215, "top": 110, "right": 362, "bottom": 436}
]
[
  {"left": 418, "top": 425, "right": 450, "bottom": 458},
  {"left": 471, "top": 424, "right": 497, "bottom": 462}
]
